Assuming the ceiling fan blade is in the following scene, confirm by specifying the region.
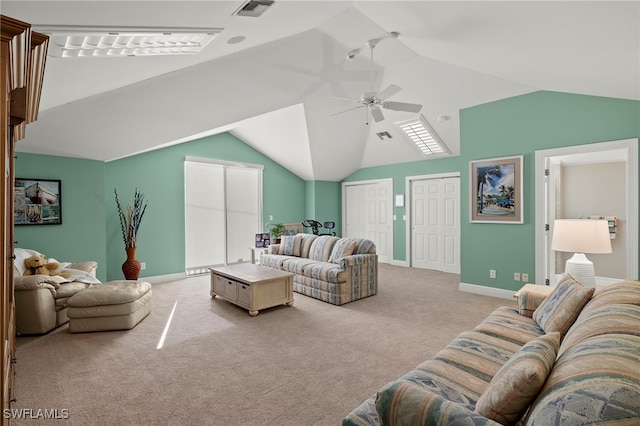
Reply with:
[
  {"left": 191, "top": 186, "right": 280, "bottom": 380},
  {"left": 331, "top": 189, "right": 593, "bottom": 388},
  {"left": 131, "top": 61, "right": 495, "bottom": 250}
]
[
  {"left": 377, "top": 84, "right": 402, "bottom": 100},
  {"left": 383, "top": 101, "right": 423, "bottom": 113},
  {"left": 370, "top": 106, "right": 385, "bottom": 122},
  {"left": 330, "top": 105, "right": 366, "bottom": 117}
]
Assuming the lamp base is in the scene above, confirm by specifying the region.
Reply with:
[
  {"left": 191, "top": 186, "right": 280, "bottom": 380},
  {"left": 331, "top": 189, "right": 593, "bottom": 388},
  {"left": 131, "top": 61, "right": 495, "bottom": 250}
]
[{"left": 564, "top": 253, "right": 596, "bottom": 288}]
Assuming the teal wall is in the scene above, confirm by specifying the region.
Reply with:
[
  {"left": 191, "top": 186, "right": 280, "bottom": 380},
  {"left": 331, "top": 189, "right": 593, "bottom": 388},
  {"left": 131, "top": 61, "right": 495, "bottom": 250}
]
[
  {"left": 303, "top": 181, "right": 342, "bottom": 236},
  {"left": 105, "top": 132, "right": 306, "bottom": 281},
  {"left": 459, "top": 91, "right": 639, "bottom": 291},
  {"left": 14, "top": 153, "right": 108, "bottom": 282}
]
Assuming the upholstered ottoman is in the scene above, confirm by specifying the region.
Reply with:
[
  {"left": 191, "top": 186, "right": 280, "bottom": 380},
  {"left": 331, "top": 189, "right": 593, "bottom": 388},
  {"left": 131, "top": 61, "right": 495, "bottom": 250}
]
[{"left": 67, "top": 281, "right": 152, "bottom": 333}]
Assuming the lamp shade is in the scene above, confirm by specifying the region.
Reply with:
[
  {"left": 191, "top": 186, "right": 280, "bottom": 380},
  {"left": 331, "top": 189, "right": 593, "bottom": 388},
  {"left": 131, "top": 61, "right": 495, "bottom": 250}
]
[{"left": 551, "top": 219, "right": 612, "bottom": 254}]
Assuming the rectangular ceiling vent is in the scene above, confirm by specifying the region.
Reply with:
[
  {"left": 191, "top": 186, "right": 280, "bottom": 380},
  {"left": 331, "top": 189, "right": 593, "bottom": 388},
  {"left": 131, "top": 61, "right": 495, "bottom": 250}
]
[
  {"left": 376, "top": 131, "right": 393, "bottom": 140},
  {"left": 233, "top": 1, "right": 275, "bottom": 17},
  {"left": 396, "top": 115, "right": 450, "bottom": 157}
]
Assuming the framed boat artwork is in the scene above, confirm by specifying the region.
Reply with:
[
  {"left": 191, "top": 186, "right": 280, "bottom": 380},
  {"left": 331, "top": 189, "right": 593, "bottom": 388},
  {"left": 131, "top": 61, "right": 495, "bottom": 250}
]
[
  {"left": 14, "top": 178, "right": 62, "bottom": 225},
  {"left": 470, "top": 155, "right": 523, "bottom": 224}
]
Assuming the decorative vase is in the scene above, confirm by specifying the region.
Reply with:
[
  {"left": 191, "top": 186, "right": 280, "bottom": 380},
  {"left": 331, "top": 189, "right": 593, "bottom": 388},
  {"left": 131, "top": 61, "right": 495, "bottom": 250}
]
[{"left": 122, "top": 247, "right": 142, "bottom": 280}]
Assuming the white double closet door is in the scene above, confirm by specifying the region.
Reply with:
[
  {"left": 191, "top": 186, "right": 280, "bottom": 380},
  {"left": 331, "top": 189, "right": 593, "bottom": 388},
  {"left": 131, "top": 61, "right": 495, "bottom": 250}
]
[
  {"left": 343, "top": 180, "right": 393, "bottom": 264},
  {"left": 410, "top": 175, "right": 460, "bottom": 274}
]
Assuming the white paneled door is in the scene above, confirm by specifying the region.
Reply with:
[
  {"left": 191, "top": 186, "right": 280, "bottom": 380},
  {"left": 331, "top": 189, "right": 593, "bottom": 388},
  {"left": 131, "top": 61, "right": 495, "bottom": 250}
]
[
  {"left": 344, "top": 180, "right": 393, "bottom": 264},
  {"left": 411, "top": 177, "right": 460, "bottom": 273}
]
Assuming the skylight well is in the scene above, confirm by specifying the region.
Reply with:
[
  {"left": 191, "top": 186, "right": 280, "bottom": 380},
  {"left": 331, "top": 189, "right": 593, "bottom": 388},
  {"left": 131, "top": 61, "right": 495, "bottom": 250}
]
[
  {"left": 34, "top": 26, "right": 224, "bottom": 58},
  {"left": 396, "top": 115, "right": 450, "bottom": 157}
]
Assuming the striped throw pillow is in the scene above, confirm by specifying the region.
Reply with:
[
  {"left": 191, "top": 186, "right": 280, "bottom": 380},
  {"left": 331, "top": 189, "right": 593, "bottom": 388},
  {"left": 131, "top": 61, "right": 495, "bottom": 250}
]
[
  {"left": 475, "top": 332, "right": 561, "bottom": 425},
  {"left": 533, "top": 275, "right": 594, "bottom": 335}
]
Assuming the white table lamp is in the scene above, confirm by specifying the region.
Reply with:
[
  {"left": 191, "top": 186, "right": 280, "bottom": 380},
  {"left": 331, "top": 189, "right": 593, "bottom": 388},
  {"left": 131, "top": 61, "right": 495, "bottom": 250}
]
[{"left": 551, "top": 219, "right": 612, "bottom": 287}]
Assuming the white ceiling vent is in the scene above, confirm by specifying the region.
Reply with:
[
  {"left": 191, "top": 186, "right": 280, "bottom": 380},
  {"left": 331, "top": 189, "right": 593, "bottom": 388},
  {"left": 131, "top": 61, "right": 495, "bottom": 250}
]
[
  {"left": 376, "top": 131, "right": 393, "bottom": 140},
  {"left": 233, "top": 1, "right": 275, "bottom": 17}
]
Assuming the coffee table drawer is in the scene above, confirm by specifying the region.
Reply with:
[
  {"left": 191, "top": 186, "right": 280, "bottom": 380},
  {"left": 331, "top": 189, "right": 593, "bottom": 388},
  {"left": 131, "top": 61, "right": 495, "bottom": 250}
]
[
  {"left": 213, "top": 275, "right": 238, "bottom": 300},
  {"left": 237, "top": 283, "right": 251, "bottom": 306}
]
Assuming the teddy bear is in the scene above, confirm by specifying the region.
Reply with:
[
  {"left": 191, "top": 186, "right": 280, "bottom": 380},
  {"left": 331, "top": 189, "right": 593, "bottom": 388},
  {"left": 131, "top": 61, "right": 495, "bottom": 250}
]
[{"left": 23, "top": 254, "right": 70, "bottom": 278}]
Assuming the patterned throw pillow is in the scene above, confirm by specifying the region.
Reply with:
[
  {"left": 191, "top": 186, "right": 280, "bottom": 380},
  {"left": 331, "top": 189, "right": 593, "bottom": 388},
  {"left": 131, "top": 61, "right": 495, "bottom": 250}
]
[
  {"left": 328, "top": 238, "right": 359, "bottom": 264},
  {"left": 533, "top": 275, "right": 594, "bottom": 335},
  {"left": 277, "top": 234, "right": 302, "bottom": 256},
  {"left": 475, "top": 332, "right": 561, "bottom": 425}
]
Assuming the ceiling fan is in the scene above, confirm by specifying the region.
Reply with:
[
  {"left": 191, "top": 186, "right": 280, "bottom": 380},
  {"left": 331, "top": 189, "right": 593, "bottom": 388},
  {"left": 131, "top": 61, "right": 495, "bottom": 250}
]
[{"left": 331, "top": 36, "right": 422, "bottom": 124}]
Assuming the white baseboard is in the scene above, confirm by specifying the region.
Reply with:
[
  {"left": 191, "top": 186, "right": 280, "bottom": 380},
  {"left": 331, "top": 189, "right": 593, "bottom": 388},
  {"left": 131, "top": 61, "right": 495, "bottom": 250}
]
[
  {"left": 459, "top": 282, "right": 515, "bottom": 300},
  {"left": 137, "top": 272, "right": 188, "bottom": 284},
  {"left": 389, "top": 259, "right": 410, "bottom": 267}
]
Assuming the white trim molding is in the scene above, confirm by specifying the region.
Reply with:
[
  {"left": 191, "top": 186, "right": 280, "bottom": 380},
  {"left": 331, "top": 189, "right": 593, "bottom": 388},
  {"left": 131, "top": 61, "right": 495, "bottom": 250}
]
[{"left": 459, "top": 282, "right": 515, "bottom": 300}]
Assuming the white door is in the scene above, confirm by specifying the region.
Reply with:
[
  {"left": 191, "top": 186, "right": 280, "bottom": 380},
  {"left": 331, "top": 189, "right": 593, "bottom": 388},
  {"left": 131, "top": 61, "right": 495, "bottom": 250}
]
[
  {"left": 344, "top": 180, "right": 393, "bottom": 263},
  {"left": 411, "top": 177, "right": 460, "bottom": 273}
]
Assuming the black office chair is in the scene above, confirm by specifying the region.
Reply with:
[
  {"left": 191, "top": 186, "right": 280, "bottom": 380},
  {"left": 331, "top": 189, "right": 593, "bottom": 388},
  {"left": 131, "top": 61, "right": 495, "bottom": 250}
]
[{"left": 322, "top": 221, "right": 336, "bottom": 236}]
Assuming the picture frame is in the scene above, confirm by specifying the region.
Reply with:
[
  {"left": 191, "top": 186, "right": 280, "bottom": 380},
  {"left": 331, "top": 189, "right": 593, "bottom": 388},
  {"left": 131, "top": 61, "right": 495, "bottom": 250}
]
[
  {"left": 14, "top": 178, "right": 62, "bottom": 225},
  {"left": 255, "top": 233, "right": 271, "bottom": 248},
  {"left": 470, "top": 155, "right": 523, "bottom": 224}
]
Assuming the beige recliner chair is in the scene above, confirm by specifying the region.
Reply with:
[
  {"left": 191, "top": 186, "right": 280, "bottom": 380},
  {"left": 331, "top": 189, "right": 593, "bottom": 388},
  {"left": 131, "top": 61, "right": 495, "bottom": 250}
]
[{"left": 13, "top": 248, "right": 99, "bottom": 335}]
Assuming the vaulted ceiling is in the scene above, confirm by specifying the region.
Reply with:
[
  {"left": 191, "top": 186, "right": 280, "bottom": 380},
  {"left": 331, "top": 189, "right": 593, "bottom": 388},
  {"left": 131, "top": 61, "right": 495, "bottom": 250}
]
[{"left": 4, "top": 1, "right": 639, "bottom": 181}]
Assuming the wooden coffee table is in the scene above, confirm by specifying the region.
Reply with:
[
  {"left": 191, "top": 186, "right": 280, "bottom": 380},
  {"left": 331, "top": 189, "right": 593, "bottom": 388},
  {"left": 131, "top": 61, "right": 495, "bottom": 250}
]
[{"left": 209, "top": 263, "right": 294, "bottom": 316}]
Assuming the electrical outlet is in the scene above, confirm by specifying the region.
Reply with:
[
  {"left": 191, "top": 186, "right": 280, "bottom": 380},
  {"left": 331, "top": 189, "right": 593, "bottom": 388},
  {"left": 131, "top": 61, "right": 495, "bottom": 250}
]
[
  {"left": 514, "top": 272, "right": 521, "bottom": 281},
  {"left": 140, "top": 262, "right": 146, "bottom": 270},
  {"left": 522, "top": 273, "right": 529, "bottom": 282},
  {"left": 269, "top": 215, "right": 273, "bottom": 221},
  {"left": 490, "top": 269, "right": 496, "bottom": 279}
]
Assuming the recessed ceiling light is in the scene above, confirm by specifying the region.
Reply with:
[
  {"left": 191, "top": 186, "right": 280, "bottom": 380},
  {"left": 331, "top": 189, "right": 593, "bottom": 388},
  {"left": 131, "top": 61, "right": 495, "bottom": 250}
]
[
  {"left": 34, "top": 25, "right": 223, "bottom": 58},
  {"left": 227, "top": 36, "right": 246, "bottom": 45}
]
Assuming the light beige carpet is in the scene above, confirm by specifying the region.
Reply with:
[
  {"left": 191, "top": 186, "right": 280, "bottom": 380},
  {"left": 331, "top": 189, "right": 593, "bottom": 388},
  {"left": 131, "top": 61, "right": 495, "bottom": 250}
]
[{"left": 12, "top": 263, "right": 508, "bottom": 425}]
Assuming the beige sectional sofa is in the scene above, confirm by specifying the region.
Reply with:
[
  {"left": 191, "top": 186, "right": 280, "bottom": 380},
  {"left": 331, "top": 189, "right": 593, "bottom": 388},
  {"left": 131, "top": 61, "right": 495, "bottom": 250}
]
[
  {"left": 344, "top": 276, "right": 640, "bottom": 425},
  {"left": 260, "top": 234, "right": 377, "bottom": 305},
  {"left": 13, "top": 248, "right": 100, "bottom": 335}
]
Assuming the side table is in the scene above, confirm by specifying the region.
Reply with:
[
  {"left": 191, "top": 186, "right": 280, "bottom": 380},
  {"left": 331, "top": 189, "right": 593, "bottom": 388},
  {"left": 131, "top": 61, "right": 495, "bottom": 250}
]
[
  {"left": 513, "top": 283, "right": 554, "bottom": 300},
  {"left": 249, "top": 247, "right": 268, "bottom": 264}
]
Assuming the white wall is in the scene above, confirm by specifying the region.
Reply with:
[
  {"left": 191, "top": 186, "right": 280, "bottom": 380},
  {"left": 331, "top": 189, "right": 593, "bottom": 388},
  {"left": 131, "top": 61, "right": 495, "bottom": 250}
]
[{"left": 560, "top": 161, "right": 626, "bottom": 279}]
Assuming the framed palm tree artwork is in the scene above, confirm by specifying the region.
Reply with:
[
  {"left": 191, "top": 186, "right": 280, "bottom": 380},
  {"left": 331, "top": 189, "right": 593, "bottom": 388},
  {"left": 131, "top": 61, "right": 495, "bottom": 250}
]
[{"left": 470, "top": 155, "right": 523, "bottom": 224}]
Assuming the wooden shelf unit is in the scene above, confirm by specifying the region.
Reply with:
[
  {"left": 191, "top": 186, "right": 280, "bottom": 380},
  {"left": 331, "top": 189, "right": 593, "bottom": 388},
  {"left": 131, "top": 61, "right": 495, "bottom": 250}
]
[{"left": 1, "top": 15, "right": 48, "bottom": 424}]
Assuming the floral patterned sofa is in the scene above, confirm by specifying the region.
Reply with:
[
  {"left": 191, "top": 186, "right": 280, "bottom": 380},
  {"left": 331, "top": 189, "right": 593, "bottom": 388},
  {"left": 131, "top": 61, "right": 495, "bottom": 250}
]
[
  {"left": 260, "top": 234, "right": 377, "bottom": 305},
  {"left": 343, "top": 276, "right": 640, "bottom": 425}
]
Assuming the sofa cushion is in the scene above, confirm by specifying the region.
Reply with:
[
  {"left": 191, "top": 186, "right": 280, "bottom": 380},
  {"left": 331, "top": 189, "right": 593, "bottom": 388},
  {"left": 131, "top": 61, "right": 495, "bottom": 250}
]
[
  {"left": 299, "top": 234, "right": 319, "bottom": 258},
  {"left": 558, "top": 303, "right": 640, "bottom": 357},
  {"left": 278, "top": 234, "right": 302, "bottom": 256},
  {"left": 308, "top": 236, "right": 339, "bottom": 262},
  {"left": 68, "top": 281, "right": 151, "bottom": 307},
  {"left": 328, "top": 238, "right": 359, "bottom": 264},
  {"left": 475, "top": 332, "right": 561, "bottom": 425},
  {"left": 474, "top": 307, "right": 545, "bottom": 346},
  {"left": 533, "top": 275, "right": 594, "bottom": 335},
  {"left": 376, "top": 381, "right": 503, "bottom": 426},
  {"left": 523, "top": 334, "right": 640, "bottom": 425}
]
